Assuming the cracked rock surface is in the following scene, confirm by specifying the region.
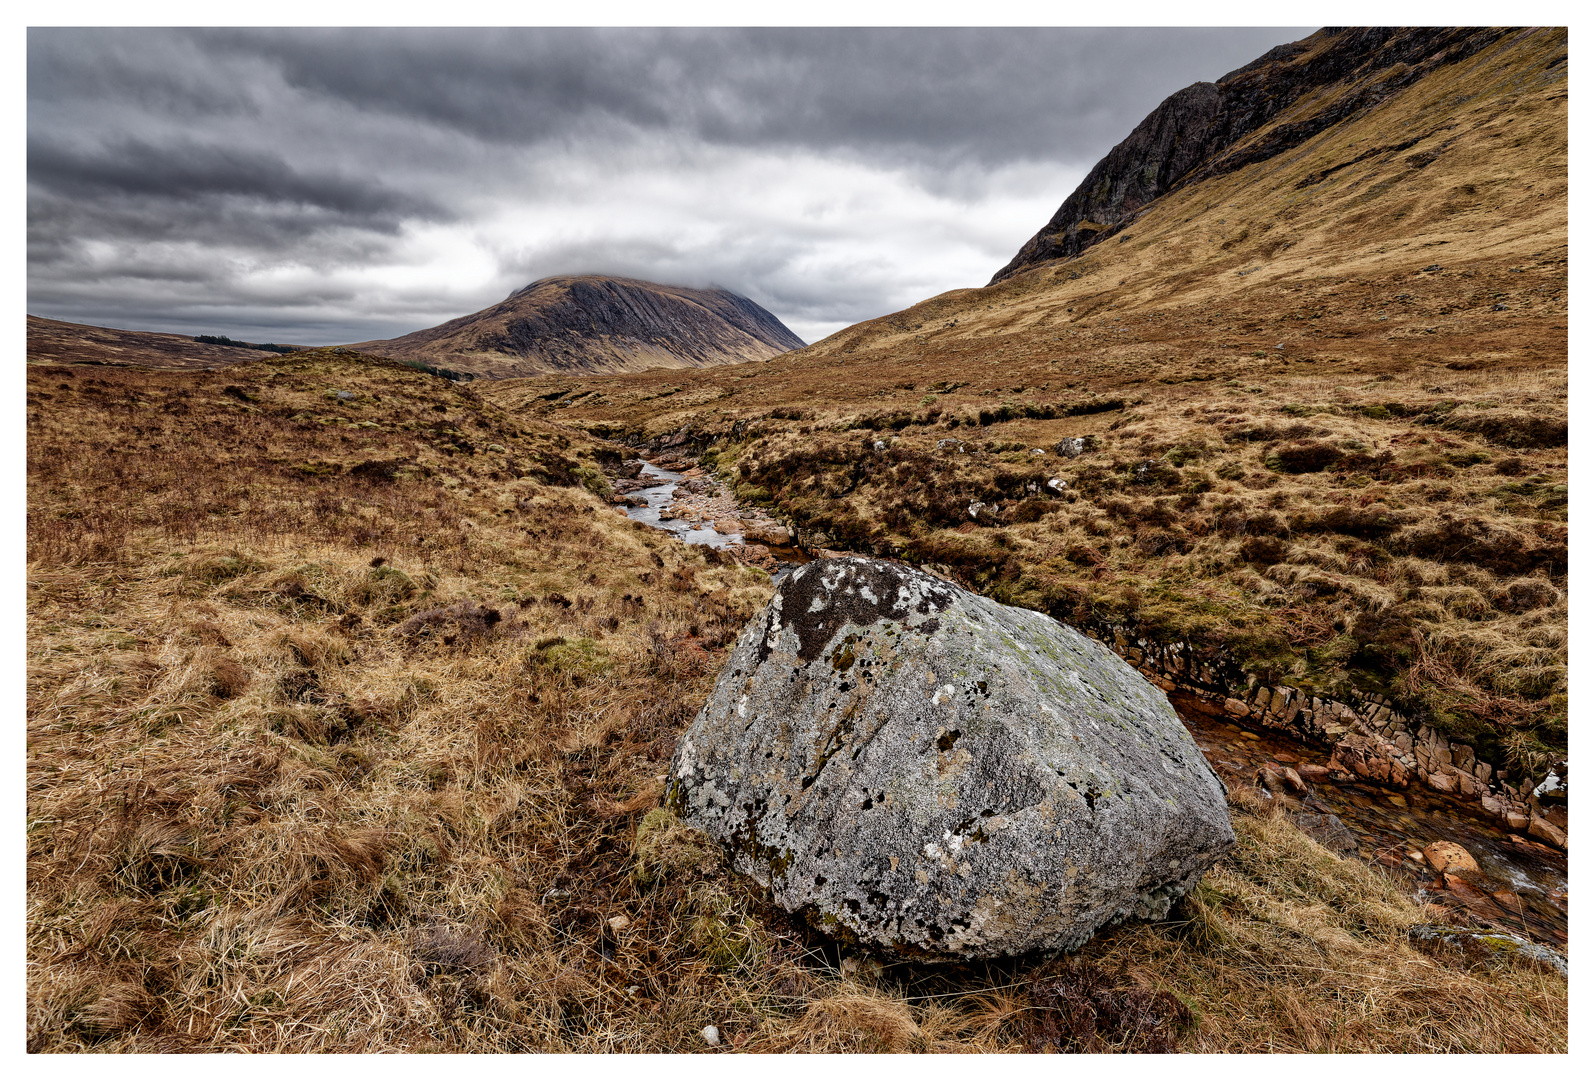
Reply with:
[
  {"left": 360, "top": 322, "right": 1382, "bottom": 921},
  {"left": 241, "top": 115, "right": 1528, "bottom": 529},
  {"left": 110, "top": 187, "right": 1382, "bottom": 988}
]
[{"left": 668, "top": 556, "right": 1235, "bottom": 959}]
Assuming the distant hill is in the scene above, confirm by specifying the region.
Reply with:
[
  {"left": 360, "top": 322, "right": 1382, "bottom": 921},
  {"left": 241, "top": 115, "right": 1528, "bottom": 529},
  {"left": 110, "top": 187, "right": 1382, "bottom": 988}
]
[
  {"left": 346, "top": 275, "right": 806, "bottom": 379},
  {"left": 26, "top": 315, "right": 301, "bottom": 370}
]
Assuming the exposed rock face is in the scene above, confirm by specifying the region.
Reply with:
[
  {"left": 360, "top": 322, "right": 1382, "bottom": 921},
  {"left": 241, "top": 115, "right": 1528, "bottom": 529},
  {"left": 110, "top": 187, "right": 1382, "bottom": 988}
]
[
  {"left": 667, "top": 557, "right": 1234, "bottom": 959},
  {"left": 990, "top": 27, "right": 1511, "bottom": 284},
  {"left": 348, "top": 275, "right": 805, "bottom": 378}
]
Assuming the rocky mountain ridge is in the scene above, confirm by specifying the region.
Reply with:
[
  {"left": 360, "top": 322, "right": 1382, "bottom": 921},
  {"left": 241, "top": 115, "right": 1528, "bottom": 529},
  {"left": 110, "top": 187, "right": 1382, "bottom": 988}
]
[{"left": 990, "top": 26, "right": 1517, "bottom": 284}]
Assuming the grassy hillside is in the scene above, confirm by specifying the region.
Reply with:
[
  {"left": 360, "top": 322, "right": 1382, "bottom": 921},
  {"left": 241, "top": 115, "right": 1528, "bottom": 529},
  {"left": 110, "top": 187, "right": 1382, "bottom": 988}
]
[
  {"left": 486, "top": 27, "right": 1568, "bottom": 780},
  {"left": 26, "top": 315, "right": 295, "bottom": 371},
  {"left": 26, "top": 352, "right": 1565, "bottom": 1052},
  {"left": 26, "top": 27, "right": 1568, "bottom": 1055}
]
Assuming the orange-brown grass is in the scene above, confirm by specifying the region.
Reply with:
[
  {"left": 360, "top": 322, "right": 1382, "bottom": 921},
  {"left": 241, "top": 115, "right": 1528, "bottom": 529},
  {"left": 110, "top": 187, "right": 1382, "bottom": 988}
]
[
  {"left": 486, "top": 29, "right": 1567, "bottom": 775},
  {"left": 28, "top": 354, "right": 1564, "bottom": 1051},
  {"left": 488, "top": 348, "right": 1568, "bottom": 778},
  {"left": 1062, "top": 787, "right": 1567, "bottom": 1053}
]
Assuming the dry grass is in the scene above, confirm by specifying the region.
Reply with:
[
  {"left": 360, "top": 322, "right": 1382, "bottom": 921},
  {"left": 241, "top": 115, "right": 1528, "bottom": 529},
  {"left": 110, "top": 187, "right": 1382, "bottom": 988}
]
[
  {"left": 491, "top": 351, "right": 1568, "bottom": 775},
  {"left": 492, "top": 28, "right": 1568, "bottom": 774},
  {"left": 27, "top": 30, "right": 1567, "bottom": 1053},
  {"left": 27, "top": 353, "right": 1565, "bottom": 1052},
  {"left": 1083, "top": 790, "right": 1566, "bottom": 1052}
]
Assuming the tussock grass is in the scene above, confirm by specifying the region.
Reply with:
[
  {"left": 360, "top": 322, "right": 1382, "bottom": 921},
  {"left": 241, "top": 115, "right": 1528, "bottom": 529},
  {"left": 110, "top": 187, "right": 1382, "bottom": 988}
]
[
  {"left": 563, "top": 358, "right": 1565, "bottom": 772},
  {"left": 28, "top": 355, "right": 1564, "bottom": 1052}
]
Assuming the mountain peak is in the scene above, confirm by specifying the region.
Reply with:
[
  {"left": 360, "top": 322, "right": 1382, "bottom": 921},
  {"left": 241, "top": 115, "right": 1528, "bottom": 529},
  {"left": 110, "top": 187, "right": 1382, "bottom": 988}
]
[
  {"left": 350, "top": 274, "right": 805, "bottom": 379},
  {"left": 989, "top": 27, "right": 1513, "bottom": 285}
]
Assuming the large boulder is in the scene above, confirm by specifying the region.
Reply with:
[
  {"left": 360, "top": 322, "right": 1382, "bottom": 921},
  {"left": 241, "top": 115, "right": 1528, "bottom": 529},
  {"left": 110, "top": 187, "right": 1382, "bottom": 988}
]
[{"left": 667, "top": 557, "right": 1235, "bottom": 960}]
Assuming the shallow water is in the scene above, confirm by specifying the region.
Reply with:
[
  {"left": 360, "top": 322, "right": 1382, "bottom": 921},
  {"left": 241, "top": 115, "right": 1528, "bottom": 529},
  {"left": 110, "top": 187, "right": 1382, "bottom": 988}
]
[
  {"left": 623, "top": 463, "right": 743, "bottom": 549},
  {"left": 623, "top": 462, "right": 812, "bottom": 582},
  {"left": 1183, "top": 711, "right": 1568, "bottom": 947}
]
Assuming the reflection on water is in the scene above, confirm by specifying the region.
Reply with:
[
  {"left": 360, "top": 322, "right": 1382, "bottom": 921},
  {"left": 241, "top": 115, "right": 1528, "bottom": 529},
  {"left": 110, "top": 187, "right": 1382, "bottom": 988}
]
[
  {"left": 622, "top": 462, "right": 812, "bottom": 582},
  {"left": 1183, "top": 711, "right": 1568, "bottom": 947}
]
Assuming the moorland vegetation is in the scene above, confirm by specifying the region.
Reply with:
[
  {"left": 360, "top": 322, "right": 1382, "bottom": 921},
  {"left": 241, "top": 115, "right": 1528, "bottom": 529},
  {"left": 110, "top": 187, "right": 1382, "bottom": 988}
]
[
  {"left": 27, "top": 26, "right": 1568, "bottom": 1054},
  {"left": 25, "top": 353, "right": 1565, "bottom": 1052},
  {"left": 492, "top": 26, "right": 1568, "bottom": 786}
]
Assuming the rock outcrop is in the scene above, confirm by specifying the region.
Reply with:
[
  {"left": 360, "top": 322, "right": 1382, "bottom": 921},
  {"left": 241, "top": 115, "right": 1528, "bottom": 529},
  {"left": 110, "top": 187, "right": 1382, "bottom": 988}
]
[
  {"left": 667, "top": 557, "right": 1235, "bottom": 959},
  {"left": 989, "top": 27, "right": 1511, "bottom": 284},
  {"left": 348, "top": 275, "right": 805, "bottom": 379}
]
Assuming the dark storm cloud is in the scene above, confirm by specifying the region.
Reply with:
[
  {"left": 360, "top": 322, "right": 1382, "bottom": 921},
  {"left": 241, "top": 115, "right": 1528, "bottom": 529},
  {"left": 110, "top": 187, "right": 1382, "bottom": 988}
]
[
  {"left": 29, "top": 137, "right": 443, "bottom": 227},
  {"left": 27, "top": 26, "right": 1314, "bottom": 345},
  {"left": 179, "top": 27, "right": 1302, "bottom": 165}
]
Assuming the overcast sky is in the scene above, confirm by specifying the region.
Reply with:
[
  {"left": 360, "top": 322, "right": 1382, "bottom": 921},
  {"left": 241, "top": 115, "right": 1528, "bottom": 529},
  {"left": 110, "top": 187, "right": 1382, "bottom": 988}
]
[{"left": 27, "top": 27, "right": 1313, "bottom": 346}]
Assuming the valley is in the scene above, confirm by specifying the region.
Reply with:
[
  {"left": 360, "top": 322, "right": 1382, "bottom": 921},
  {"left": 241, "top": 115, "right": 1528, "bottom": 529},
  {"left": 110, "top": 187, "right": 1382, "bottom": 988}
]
[
  {"left": 26, "top": 25, "right": 1567, "bottom": 1054},
  {"left": 488, "top": 25, "right": 1569, "bottom": 851}
]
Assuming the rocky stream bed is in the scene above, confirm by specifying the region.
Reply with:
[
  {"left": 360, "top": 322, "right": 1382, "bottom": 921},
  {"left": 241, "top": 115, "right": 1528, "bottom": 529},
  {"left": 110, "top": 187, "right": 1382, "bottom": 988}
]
[{"left": 612, "top": 454, "right": 1568, "bottom": 952}]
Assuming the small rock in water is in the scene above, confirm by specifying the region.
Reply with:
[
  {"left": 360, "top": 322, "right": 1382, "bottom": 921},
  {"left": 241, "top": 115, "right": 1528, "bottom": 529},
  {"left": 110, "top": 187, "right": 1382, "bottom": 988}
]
[
  {"left": 1422, "top": 840, "right": 1479, "bottom": 875},
  {"left": 1292, "top": 811, "right": 1359, "bottom": 855},
  {"left": 701, "top": 1025, "right": 721, "bottom": 1046},
  {"left": 1527, "top": 815, "right": 1567, "bottom": 850},
  {"left": 755, "top": 524, "right": 792, "bottom": 546},
  {"left": 1255, "top": 763, "right": 1306, "bottom": 794}
]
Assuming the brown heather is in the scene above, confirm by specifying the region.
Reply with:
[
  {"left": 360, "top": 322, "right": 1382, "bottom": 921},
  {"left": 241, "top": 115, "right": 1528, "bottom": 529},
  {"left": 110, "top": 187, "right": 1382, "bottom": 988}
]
[{"left": 27, "top": 349, "right": 1565, "bottom": 1052}]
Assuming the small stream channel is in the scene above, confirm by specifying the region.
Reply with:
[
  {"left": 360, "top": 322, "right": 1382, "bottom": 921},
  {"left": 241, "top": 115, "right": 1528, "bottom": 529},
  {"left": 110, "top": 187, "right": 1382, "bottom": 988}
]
[
  {"left": 623, "top": 458, "right": 1567, "bottom": 949},
  {"left": 623, "top": 462, "right": 742, "bottom": 549},
  {"left": 1184, "top": 713, "right": 1567, "bottom": 947},
  {"left": 623, "top": 460, "right": 812, "bottom": 577}
]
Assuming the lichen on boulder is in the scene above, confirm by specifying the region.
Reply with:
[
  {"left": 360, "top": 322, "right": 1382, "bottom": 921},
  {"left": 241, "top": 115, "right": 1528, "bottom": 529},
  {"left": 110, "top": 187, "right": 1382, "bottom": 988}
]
[{"left": 667, "top": 556, "right": 1236, "bottom": 960}]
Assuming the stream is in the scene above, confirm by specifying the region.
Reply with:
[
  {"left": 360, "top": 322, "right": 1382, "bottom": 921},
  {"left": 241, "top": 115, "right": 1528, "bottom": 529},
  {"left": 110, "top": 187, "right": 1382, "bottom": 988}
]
[
  {"left": 623, "top": 459, "right": 1568, "bottom": 949},
  {"left": 1184, "top": 712, "right": 1567, "bottom": 947},
  {"left": 623, "top": 461, "right": 812, "bottom": 577},
  {"left": 623, "top": 462, "right": 742, "bottom": 549}
]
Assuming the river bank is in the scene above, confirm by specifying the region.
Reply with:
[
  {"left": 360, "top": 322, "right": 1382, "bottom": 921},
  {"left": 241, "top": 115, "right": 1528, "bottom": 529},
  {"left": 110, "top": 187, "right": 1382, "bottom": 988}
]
[{"left": 609, "top": 450, "right": 1567, "bottom": 950}]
